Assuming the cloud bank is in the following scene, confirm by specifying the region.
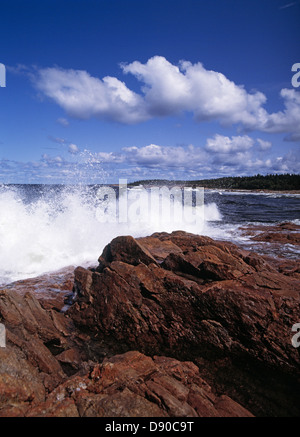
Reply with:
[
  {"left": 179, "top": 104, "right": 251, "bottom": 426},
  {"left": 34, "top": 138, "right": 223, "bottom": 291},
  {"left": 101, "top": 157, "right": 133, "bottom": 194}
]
[{"left": 1, "top": 136, "right": 299, "bottom": 184}]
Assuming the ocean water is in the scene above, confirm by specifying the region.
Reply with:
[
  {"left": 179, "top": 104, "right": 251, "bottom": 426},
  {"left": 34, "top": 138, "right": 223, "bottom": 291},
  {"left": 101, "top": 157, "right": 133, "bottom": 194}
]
[{"left": 0, "top": 183, "right": 299, "bottom": 286}]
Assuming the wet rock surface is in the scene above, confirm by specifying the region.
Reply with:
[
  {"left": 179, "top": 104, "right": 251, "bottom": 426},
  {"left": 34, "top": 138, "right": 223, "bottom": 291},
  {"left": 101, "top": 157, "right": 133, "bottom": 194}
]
[
  {"left": 244, "top": 222, "right": 300, "bottom": 246},
  {"left": 0, "top": 229, "right": 299, "bottom": 417},
  {"left": 239, "top": 222, "right": 300, "bottom": 257},
  {"left": 1, "top": 266, "right": 75, "bottom": 311}
]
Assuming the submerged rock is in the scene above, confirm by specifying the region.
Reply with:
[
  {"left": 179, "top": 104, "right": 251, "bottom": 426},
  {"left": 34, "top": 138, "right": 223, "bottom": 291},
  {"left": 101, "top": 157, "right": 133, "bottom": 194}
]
[{"left": 241, "top": 221, "right": 300, "bottom": 246}]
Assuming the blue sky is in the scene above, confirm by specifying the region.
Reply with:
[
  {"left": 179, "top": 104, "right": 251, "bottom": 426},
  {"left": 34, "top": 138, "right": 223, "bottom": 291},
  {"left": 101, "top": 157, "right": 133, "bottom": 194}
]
[{"left": 0, "top": 0, "right": 300, "bottom": 183}]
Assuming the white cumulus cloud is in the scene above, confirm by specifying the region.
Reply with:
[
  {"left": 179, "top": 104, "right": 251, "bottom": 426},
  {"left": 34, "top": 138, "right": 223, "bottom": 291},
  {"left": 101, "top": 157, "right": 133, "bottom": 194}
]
[
  {"left": 35, "top": 67, "right": 147, "bottom": 124},
  {"left": 205, "top": 134, "right": 254, "bottom": 153},
  {"left": 33, "top": 57, "right": 300, "bottom": 140},
  {"left": 122, "top": 143, "right": 208, "bottom": 168}
]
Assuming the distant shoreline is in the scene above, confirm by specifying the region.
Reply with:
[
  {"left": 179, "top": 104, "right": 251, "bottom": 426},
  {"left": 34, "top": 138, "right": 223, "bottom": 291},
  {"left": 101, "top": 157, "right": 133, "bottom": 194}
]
[
  {"left": 2, "top": 173, "right": 299, "bottom": 194},
  {"left": 204, "top": 188, "right": 300, "bottom": 194},
  {"left": 128, "top": 185, "right": 300, "bottom": 195},
  {"left": 128, "top": 174, "right": 300, "bottom": 193}
]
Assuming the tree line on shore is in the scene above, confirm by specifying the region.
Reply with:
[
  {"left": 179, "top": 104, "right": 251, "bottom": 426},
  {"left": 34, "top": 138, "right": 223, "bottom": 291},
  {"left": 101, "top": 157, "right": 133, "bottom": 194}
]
[{"left": 129, "top": 174, "right": 300, "bottom": 190}]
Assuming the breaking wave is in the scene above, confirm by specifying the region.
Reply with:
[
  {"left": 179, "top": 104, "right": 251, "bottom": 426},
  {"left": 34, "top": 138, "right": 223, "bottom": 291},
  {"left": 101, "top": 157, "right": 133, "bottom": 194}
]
[{"left": 0, "top": 184, "right": 221, "bottom": 285}]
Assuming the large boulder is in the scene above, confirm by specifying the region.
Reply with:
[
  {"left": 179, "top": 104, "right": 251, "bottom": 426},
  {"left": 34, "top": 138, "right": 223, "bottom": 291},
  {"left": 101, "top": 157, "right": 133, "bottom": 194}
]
[
  {"left": 68, "top": 231, "right": 300, "bottom": 372},
  {"left": 67, "top": 231, "right": 300, "bottom": 416}
]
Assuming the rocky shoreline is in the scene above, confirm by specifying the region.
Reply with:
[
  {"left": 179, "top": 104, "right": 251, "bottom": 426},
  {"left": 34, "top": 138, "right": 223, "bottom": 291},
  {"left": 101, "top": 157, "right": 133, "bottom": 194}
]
[{"left": 0, "top": 223, "right": 299, "bottom": 417}]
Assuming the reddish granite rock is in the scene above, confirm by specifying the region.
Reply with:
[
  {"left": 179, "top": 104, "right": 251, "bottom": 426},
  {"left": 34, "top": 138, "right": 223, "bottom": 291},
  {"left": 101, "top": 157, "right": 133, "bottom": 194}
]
[
  {"left": 240, "top": 222, "right": 300, "bottom": 246},
  {"left": 98, "top": 235, "right": 157, "bottom": 269},
  {"left": 252, "top": 232, "right": 300, "bottom": 245},
  {"left": 66, "top": 231, "right": 300, "bottom": 416},
  {"left": 25, "top": 351, "right": 253, "bottom": 417},
  {"left": 68, "top": 232, "right": 300, "bottom": 373},
  {"left": 0, "top": 298, "right": 253, "bottom": 417},
  {"left": 0, "top": 287, "right": 102, "bottom": 416},
  {"left": 0, "top": 230, "right": 299, "bottom": 417},
  {"left": 1, "top": 266, "right": 75, "bottom": 311}
]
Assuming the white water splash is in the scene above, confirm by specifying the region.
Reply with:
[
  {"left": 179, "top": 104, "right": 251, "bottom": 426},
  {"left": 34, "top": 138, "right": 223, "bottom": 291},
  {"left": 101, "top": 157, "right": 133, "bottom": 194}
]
[{"left": 0, "top": 185, "right": 221, "bottom": 285}]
